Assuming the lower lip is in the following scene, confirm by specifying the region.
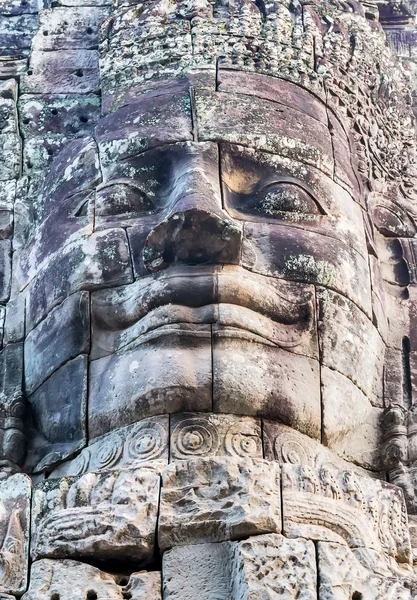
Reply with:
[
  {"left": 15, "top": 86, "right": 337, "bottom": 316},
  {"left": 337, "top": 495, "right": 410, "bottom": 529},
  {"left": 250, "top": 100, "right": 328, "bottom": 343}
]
[{"left": 117, "top": 303, "right": 306, "bottom": 352}]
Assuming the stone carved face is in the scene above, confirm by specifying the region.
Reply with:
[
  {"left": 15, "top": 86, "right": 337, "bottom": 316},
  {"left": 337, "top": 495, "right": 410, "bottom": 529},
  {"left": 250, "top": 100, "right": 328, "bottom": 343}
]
[{"left": 21, "top": 71, "right": 385, "bottom": 472}]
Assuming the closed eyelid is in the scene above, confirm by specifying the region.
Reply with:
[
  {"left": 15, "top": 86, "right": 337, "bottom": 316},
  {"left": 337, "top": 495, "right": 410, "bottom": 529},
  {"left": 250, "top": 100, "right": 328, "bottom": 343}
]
[
  {"left": 254, "top": 181, "right": 326, "bottom": 215},
  {"left": 95, "top": 180, "right": 155, "bottom": 217}
]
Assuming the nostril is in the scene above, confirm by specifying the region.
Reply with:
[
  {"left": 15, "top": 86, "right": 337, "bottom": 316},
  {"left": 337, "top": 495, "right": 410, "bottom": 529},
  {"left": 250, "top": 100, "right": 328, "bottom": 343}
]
[{"left": 143, "top": 210, "right": 242, "bottom": 272}]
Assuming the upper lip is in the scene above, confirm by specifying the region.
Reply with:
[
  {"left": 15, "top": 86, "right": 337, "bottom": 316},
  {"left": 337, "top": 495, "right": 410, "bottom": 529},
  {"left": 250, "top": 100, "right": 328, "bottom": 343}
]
[{"left": 91, "top": 265, "right": 316, "bottom": 358}]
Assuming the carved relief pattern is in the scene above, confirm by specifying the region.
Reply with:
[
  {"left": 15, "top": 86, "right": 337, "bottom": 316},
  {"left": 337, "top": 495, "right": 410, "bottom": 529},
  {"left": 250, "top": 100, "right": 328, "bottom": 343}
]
[
  {"left": 0, "top": 474, "right": 31, "bottom": 596},
  {"left": 50, "top": 416, "right": 169, "bottom": 478},
  {"left": 170, "top": 413, "right": 262, "bottom": 460},
  {"left": 31, "top": 468, "right": 160, "bottom": 563},
  {"left": 282, "top": 464, "right": 411, "bottom": 570}
]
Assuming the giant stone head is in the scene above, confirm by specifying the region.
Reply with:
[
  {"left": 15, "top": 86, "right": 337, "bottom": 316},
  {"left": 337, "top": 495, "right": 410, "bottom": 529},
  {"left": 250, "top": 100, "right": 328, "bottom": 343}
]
[{"left": 12, "top": 0, "right": 417, "bottom": 481}]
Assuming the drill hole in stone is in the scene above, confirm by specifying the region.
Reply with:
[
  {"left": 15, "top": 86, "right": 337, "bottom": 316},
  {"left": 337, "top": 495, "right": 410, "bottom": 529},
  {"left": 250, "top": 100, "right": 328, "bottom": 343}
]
[
  {"left": 43, "top": 30, "right": 49, "bottom": 36},
  {"left": 51, "top": 108, "right": 58, "bottom": 115},
  {"left": 22, "top": 117, "right": 30, "bottom": 125},
  {"left": 51, "top": 595, "right": 60, "bottom": 600},
  {"left": 75, "top": 69, "right": 84, "bottom": 78},
  {"left": 47, "top": 148, "right": 53, "bottom": 156},
  {"left": 86, "top": 592, "right": 97, "bottom": 600},
  {"left": 27, "top": 70, "right": 33, "bottom": 76},
  {"left": 86, "top": 27, "right": 93, "bottom": 34},
  {"left": 79, "top": 115, "right": 88, "bottom": 123},
  {"left": 123, "top": 593, "right": 132, "bottom": 600},
  {"left": 352, "top": 593, "right": 363, "bottom": 600}
]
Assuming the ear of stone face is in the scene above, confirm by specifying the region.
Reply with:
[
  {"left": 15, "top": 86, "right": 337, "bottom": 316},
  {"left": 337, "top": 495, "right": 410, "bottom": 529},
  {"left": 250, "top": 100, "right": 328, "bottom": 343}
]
[
  {"left": 0, "top": 474, "right": 31, "bottom": 596},
  {"left": 158, "top": 457, "right": 281, "bottom": 551},
  {"left": 31, "top": 467, "right": 160, "bottom": 562},
  {"left": 21, "top": 560, "right": 161, "bottom": 600},
  {"left": 163, "top": 534, "right": 317, "bottom": 599}
]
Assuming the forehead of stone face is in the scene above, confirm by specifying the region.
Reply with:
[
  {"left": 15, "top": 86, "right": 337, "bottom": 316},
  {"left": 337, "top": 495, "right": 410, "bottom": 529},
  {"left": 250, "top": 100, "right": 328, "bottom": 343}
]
[{"left": 94, "top": 73, "right": 361, "bottom": 198}]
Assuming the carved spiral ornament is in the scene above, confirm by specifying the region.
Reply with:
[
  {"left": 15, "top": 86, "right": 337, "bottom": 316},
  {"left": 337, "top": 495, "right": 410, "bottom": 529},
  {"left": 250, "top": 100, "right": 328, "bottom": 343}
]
[
  {"left": 125, "top": 421, "right": 167, "bottom": 462},
  {"left": 172, "top": 419, "right": 220, "bottom": 458},
  {"left": 274, "top": 433, "right": 310, "bottom": 466},
  {"left": 70, "top": 449, "right": 90, "bottom": 476},
  {"left": 94, "top": 436, "right": 123, "bottom": 470},
  {"left": 224, "top": 423, "right": 262, "bottom": 458}
]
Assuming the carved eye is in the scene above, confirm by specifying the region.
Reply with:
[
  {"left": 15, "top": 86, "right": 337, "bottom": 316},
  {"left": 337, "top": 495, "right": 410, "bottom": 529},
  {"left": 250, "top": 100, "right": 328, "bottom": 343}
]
[
  {"left": 95, "top": 181, "right": 154, "bottom": 217},
  {"left": 251, "top": 182, "right": 323, "bottom": 217}
]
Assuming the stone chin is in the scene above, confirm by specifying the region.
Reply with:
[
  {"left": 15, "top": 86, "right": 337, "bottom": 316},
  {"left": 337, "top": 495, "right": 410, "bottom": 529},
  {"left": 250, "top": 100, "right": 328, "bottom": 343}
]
[{"left": 88, "top": 264, "right": 320, "bottom": 440}]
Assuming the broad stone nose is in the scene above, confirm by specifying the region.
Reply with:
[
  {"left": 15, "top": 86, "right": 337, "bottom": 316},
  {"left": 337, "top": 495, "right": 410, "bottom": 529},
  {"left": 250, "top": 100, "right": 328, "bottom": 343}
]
[
  {"left": 143, "top": 202, "right": 242, "bottom": 272},
  {"left": 143, "top": 142, "right": 242, "bottom": 272}
]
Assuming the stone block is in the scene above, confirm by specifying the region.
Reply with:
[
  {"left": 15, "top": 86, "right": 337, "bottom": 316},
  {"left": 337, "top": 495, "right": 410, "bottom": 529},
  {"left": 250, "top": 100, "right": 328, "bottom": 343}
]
[
  {"left": 217, "top": 68, "right": 328, "bottom": 124},
  {"left": 23, "top": 134, "right": 70, "bottom": 174},
  {"left": 20, "top": 50, "right": 99, "bottom": 94},
  {"left": 95, "top": 91, "right": 193, "bottom": 178},
  {"left": 0, "top": 134, "right": 20, "bottom": 180},
  {"left": 0, "top": 305, "right": 4, "bottom": 348},
  {"left": 0, "top": 343, "right": 25, "bottom": 469},
  {"left": 282, "top": 463, "right": 411, "bottom": 571},
  {"left": 263, "top": 421, "right": 376, "bottom": 478},
  {"left": 0, "top": 0, "right": 41, "bottom": 15},
  {"left": 26, "top": 228, "right": 133, "bottom": 331},
  {"left": 242, "top": 221, "right": 372, "bottom": 317},
  {"left": 3, "top": 293, "right": 25, "bottom": 344},
  {"left": 170, "top": 413, "right": 262, "bottom": 460},
  {"left": 0, "top": 240, "right": 11, "bottom": 302},
  {"left": 41, "top": 135, "right": 100, "bottom": 216},
  {"left": 213, "top": 335, "right": 321, "bottom": 440},
  {"left": 22, "top": 560, "right": 161, "bottom": 599},
  {"left": 50, "top": 415, "right": 169, "bottom": 477},
  {"left": 158, "top": 457, "right": 281, "bottom": 550},
  {"left": 328, "top": 112, "right": 362, "bottom": 197},
  {"left": 0, "top": 181, "right": 15, "bottom": 212},
  {"left": 317, "top": 287, "right": 385, "bottom": 404},
  {"left": 321, "top": 366, "right": 382, "bottom": 471},
  {"left": 0, "top": 474, "right": 31, "bottom": 596},
  {"left": 32, "top": 8, "right": 110, "bottom": 51},
  {"left": 24, "top": 291, "right": 90, "bottom": 394},
  {"left": 27, "top": 355, "right": 87, "bottom": 473},
  {"left": 0, "top": 14, "right": 38, "bottom": 54},
  {"left": 0, "top": 98, "right": 17, "bottom": 135},
  {"left": 318, "top": 541, "right": 417, "bottom": 599},
  {"left": 195, "top": 89, "right": 333, "bottom": 175},
  {"left": 31, "top": 467, "right": 160, "bottom": 562},
  {"left": 163, "top": 534, "right": 317, "bottom": 599},
  {"left": 88, "top": 328, "right": 212, "bottom": 439},
  {"left": 0, "top": 342, "right": 23, "bottom": 400},
  {"left": 163, "top": 541, "right": 234, "bottom": 599},
  {"left": 19, "top": 94, "right": 100, "bottom": 139}
]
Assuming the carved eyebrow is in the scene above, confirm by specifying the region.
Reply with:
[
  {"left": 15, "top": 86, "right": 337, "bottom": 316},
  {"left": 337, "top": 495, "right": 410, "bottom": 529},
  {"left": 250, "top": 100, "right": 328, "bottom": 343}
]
[{"left": 96, "top": 178, "right": 147, "bottom": 193}]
